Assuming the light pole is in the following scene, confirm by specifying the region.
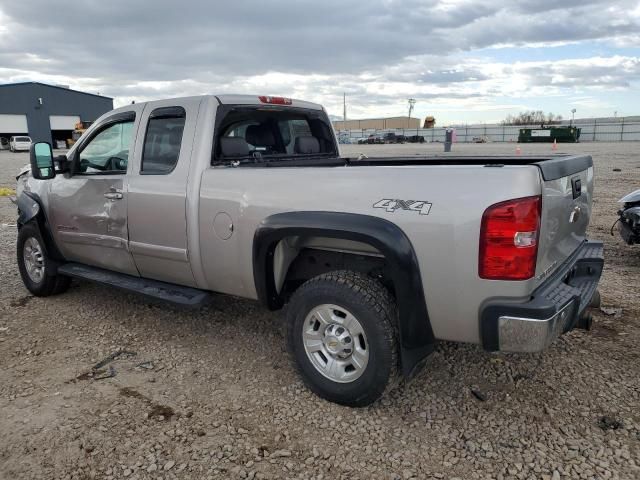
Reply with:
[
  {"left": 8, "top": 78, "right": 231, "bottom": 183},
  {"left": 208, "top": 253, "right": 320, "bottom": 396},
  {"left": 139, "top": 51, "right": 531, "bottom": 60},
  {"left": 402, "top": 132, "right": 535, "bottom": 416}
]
[
  {"left": 408, "top": 98, "right": 416, "bottom": 128},
  {"left": 571, "top": 108, "right": 576, "bottom": 127}
]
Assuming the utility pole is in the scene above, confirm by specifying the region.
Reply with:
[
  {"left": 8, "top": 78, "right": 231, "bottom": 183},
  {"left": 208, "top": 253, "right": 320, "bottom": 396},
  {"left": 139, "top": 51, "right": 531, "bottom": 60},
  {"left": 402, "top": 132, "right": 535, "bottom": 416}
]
[
  {"left": 408, "top": 98, "right": 416, "bottom": 128},
  {"left": 343, "top": 92, "right": 347, "bottom": 126}
]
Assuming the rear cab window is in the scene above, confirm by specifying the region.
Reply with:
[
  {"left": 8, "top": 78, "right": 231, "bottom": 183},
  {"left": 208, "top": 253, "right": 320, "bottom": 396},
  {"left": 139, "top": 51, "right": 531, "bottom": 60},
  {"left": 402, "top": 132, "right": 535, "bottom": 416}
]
[
  {"left": 141, "top": 106, "right": 186, "bottom": 174},
  {"left": 213, "top": 106, "right": 338, "bottom": 165}
]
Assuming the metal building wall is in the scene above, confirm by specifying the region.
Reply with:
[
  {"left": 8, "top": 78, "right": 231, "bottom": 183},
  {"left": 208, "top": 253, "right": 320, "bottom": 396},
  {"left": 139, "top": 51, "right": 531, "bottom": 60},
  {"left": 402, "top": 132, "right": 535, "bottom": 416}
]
[
  {"left": 0, "top": 82, "right": 113, "bottom": 142},
  {"left": 333, "top": 116, "right": 420, "bottom": 130}
]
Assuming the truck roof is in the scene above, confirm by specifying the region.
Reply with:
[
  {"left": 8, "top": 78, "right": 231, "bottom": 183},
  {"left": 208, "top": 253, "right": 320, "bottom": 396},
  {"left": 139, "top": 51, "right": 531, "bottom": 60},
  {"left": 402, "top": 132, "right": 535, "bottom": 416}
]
[
  {"left": 110, "top": 94, "right": 324, "bottom": 115},
  {"left": 215, "top": 94, "right": 323, "bottom": 110}
]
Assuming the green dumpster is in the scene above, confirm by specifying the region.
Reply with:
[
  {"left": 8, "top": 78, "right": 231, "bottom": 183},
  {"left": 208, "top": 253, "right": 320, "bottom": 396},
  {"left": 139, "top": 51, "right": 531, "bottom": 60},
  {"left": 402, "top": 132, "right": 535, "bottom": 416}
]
[{"left": 518, "top": 126, "right": 581, "bottom": 143}]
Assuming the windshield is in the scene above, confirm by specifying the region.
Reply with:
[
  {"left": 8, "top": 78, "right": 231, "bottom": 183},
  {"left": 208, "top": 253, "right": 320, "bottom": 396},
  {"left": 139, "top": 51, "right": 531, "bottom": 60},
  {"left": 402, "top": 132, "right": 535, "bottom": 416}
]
[{"left": 213, "top": 106, "right": 337, "bottom": 164}]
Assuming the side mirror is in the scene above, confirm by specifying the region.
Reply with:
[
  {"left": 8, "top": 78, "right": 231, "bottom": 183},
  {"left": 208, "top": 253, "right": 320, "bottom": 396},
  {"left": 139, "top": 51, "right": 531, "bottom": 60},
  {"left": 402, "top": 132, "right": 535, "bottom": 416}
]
[{"left": 29, "top": 142, "right": 56, "bottom": 180}]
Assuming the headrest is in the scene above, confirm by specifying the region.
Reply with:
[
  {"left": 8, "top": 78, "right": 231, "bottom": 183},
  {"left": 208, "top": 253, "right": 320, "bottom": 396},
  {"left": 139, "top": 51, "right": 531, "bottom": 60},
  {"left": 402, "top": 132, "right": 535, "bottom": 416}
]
[
  {"left": 167, "top": 128, "right": 183, "bottom": 145},
  {"left": 308, "top": 118, "right": 330, "bottom": 135},
  {"left": 220, "top": 137, "right": 250, "bottom": 157},
  {"left": 246, "top": 124, "right": 275, "bottom": 147},
  {"left": 294, "top": 136, "right": 320, "bottom": 154}
]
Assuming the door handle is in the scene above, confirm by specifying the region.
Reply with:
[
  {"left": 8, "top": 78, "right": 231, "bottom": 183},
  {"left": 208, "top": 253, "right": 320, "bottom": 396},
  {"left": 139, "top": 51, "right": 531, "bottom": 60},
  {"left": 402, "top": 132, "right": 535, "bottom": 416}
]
[{"left": 104, "top": 188, "right": 123, "bottom": 200}]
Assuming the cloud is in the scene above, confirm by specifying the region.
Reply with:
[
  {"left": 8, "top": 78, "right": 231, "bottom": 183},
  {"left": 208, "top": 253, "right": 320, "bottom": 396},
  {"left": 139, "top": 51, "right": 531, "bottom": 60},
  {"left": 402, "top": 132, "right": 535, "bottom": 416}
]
[{"left": 0, "top": 0, "right": 638, "bottom": 121}]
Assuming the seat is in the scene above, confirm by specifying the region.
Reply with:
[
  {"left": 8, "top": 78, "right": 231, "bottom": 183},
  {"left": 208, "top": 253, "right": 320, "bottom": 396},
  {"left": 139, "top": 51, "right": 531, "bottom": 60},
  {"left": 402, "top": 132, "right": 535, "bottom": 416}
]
[
  {"left": 245, "top": 124, "right": 277, "bottom": 152},
  {"left": 294, "top": 136, "right": 320, "bottom": 154},
  {"left": 220, "top": 137, "right": 250, "bottom": 157},
  {"left": 165, "top": 128, "right": 183, "bottom": 159},
  {"left": 308, "top": 119, "right": 335, "bottom": 152}
]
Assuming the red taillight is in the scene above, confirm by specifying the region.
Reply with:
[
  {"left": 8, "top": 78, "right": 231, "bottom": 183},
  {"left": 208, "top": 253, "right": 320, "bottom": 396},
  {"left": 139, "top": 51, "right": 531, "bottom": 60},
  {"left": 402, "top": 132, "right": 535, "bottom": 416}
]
[
  {"left": 258, "top": 96, "right": 292, "bottom": 105},
  {"left": 479, "top": 195, "right": 541, "bottom": 280}
]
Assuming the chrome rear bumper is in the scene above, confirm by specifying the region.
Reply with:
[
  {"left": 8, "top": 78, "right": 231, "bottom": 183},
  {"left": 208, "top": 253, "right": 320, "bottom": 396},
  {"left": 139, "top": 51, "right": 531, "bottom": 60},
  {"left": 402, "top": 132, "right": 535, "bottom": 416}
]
[
  {"left": 481, "top": 240, "right": 604, "bottom": 352},
  {"left": 497, "top": 302, "right": 574, "bottom": 352}
]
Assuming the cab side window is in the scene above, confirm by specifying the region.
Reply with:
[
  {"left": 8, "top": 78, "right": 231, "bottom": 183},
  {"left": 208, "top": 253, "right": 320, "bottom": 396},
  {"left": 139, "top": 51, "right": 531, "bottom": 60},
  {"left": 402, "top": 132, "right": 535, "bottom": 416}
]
[
  {"left": 141, "top": 107, "right": 186, "bottom": 175},
  {"left": 77, "top": 120, "right": 134, "bottom": 174}
]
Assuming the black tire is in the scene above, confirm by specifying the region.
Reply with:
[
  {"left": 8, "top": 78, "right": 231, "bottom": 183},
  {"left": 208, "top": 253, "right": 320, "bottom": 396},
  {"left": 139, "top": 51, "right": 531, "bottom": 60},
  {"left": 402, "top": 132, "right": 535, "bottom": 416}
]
[
  {"left": 17, "top": 222, "right": 70, "bottom": 297},
  {"left": 286, "top": 270, "right": 399, "bottom": 407}
]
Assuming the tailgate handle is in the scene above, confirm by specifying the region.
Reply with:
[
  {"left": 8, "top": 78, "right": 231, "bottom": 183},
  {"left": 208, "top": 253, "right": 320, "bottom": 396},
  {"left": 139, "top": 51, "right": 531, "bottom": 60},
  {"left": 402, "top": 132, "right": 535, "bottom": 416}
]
[{"left": 571, "top": 177, "right": 582, "bottom": 199}]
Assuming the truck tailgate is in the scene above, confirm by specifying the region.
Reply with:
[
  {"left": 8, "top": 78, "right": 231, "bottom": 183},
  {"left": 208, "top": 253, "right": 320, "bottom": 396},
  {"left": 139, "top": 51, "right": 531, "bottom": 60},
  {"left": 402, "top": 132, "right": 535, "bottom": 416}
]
[{"left": 535, "top": 155, "right": 594, "bottom": 287}]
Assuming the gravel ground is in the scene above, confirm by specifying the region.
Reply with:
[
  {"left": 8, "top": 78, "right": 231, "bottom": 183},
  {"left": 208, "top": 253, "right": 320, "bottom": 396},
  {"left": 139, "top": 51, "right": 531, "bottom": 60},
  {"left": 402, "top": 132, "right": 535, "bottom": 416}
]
[{"left": 0, "top": 143, "right": 639, "bottom": 480}]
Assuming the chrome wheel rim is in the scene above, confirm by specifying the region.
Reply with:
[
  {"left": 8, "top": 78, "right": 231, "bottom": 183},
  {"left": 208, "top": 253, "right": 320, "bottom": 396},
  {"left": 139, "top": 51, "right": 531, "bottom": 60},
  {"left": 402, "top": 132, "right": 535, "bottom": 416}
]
[
  {"left": 302, "top": 304, "right": 369, "bottom": 383},
  {"left": 23, "top": 237, "right": 45, "bottom": 283}
]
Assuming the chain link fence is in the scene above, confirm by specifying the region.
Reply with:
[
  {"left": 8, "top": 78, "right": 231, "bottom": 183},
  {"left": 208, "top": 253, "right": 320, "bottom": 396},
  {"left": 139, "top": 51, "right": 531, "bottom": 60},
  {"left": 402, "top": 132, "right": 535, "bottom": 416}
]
[{"left": 338, "top": 121, "right": 640, "bottom": 144}]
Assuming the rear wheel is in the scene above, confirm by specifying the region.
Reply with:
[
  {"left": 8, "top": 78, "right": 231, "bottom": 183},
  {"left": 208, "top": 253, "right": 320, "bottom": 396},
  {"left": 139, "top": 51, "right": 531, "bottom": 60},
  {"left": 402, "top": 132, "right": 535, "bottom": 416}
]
[
  {"left": 17, "top": 222, "right": 70, "bottom": 296},
  {"left": 286, "top": 270, "right": 398, "bottom": 407}
]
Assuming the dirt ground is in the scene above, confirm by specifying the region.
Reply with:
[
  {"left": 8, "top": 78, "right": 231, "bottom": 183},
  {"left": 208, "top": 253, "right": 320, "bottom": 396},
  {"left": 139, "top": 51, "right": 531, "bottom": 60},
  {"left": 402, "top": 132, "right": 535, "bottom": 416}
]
[{"left": 0, "top": 143, "right": 638, "bottom": 480}]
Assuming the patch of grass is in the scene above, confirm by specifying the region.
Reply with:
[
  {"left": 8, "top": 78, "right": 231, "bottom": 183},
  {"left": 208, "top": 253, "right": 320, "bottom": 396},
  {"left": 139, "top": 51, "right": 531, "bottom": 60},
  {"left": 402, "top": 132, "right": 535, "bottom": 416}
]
[{"left": 0, "top": 187, "right": 16, "bottom": 197}]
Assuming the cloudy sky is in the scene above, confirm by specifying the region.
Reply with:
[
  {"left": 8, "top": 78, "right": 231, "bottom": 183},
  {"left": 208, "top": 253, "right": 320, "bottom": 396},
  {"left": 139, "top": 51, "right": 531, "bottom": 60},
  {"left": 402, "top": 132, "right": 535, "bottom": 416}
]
[{"left": 1, "top": 0, "right": 639, "bottom": 124}]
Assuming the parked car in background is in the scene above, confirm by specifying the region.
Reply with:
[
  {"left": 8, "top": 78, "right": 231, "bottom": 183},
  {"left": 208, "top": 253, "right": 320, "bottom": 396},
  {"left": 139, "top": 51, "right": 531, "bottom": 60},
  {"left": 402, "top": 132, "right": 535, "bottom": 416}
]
[
  {"left": 366, "top": 133, "right": 384, "bottom": 144},
  {"left": 406, "top": 134, "right": 425, "bottom": 143},
  {"left": 10, "top": 136, "right": 32, "bottom": 152},
  {"left": 337, "top": 132, "right": 352, "bottom": 144},
  {"left": 383, "top": 132, "right": 406, "bottom": 144}
]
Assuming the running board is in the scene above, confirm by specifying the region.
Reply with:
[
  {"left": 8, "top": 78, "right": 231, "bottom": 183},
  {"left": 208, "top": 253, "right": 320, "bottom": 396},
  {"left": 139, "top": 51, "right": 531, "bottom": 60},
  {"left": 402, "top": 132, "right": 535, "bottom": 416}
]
[{"left": 57, "top": 263, "right": 211, "bottom": 307}]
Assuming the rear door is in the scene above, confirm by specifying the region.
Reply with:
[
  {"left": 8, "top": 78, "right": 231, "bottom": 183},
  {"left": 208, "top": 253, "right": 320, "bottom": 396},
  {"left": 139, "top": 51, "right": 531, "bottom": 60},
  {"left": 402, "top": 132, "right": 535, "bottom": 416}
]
[
  {"left": 535, "top": 157, "right": 593, "bottom": 285},
  {"left": 126, "top": 98, "right": 201, "bottom": 287}
]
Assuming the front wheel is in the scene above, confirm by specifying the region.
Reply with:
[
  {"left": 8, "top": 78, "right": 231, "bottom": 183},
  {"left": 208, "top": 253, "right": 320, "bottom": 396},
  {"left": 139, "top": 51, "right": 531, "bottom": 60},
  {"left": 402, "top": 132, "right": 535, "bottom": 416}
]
[
  {"left": 286, "top": 271, "right": 399, "bottom": 407},
  {"left": 17, "top": 222, "right": 70, "bottom": 296}
]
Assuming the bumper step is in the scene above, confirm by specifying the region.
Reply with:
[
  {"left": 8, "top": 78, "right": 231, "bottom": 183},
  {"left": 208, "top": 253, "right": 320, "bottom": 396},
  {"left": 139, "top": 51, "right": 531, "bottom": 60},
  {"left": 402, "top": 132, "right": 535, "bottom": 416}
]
[{"left": 481, "top": 240, "right": 604, "bottom": 352}]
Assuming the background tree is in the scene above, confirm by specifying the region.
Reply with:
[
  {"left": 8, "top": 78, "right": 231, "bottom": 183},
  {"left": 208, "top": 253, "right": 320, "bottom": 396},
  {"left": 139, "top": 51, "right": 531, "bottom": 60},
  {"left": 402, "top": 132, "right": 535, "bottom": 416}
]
[{"left": 503, "top": 110, "right": 563, "bottom": 125}]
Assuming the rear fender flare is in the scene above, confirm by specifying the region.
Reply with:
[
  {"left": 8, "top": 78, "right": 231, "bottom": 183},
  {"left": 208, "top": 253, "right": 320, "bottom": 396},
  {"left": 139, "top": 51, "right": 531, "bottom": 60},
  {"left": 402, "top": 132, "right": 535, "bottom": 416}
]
[{"left": 253, "top": 211, "right": 434, "bottom": 376}]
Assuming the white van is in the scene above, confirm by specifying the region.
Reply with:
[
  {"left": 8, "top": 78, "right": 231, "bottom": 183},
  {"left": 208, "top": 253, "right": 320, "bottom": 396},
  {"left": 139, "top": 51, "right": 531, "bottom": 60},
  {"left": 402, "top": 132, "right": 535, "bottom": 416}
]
[{"left": 10, "top": 136, "right": 32, "bottom": 152}]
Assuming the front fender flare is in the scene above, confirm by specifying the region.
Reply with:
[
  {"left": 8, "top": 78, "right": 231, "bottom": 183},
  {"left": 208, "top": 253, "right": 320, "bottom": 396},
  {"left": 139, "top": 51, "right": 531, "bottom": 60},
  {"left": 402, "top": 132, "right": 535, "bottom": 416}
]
[
  {"left": 16, "top": 191, "right": 65, "bottom": 264},
  {"left": 253, "top": 211, "right": 434, "bottom": 377},
  {"left": 17, "top": 191, "right": 41, "bottom": 226}
]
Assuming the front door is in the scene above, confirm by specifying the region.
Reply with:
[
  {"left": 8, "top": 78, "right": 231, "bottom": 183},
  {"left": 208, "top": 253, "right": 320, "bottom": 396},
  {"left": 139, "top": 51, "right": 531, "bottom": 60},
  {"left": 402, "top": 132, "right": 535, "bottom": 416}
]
[{"left": 48, "top": 111, "right": 140, "bottom": 276}]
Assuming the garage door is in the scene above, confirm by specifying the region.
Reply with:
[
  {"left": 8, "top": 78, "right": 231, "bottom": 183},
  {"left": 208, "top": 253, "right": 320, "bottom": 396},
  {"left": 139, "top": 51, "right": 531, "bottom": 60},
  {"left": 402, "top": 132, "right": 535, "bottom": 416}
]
[
  {"left": 0, "top": 114, "right": 28, "bottom": 132},
  {"left": 49, "top": 115, "right": 80, "bottom": 130}
]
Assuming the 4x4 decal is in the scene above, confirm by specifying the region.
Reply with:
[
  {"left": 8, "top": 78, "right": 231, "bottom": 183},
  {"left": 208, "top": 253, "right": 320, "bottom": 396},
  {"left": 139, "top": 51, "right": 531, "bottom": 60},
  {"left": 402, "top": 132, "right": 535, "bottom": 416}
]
[{"left": 373, "top": 199, "right": 432, "bottom": 216}]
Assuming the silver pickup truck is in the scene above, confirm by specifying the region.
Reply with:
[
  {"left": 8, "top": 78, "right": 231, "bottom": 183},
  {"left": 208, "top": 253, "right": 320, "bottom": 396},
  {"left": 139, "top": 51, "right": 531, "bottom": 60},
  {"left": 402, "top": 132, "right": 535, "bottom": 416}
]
[{"left": 16, "top": 95, "right": 603, "bottom": 406}]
